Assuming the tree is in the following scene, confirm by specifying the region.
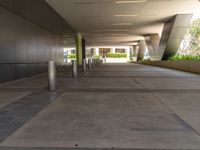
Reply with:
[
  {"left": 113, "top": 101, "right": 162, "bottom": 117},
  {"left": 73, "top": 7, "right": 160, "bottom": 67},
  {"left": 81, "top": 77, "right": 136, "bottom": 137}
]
[{"left": 189, "top": 18, "right": 200, "bottom": 55}]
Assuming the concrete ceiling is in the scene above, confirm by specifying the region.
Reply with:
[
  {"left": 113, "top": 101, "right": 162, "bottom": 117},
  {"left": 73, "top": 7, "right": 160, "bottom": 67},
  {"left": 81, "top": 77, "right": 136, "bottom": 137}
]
[{"left": 45, "top": 0, "right": 200, "bottom": 47}]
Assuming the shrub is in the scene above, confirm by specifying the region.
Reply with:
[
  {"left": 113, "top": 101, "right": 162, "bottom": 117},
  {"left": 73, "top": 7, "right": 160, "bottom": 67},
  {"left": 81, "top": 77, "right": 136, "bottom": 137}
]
[
  {"left": 68, "top": 54, "right": 76, "bottom": 59},
  {"left": 106, "top": 53, "right": 127, "bottom": 58},
  {"left": 169, "top": 55, "right": 200, "bottom": 61},
  {"left": 94, "top": 55, "right": 101, "bottom": 59}
]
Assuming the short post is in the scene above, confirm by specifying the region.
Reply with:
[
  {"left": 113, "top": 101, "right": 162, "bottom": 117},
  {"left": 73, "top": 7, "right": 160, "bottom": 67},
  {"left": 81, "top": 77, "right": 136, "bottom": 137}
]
[
  {"left": 48, "top": 61, "right": 56, "bottom": 91},
  {"left": 72, "top": 60, "right": 78, "bottom": 77},
  {"left": 82, "top": 59, "right": 86, "bottom": 72},
  {"left": 92, "top": 59, "right": 95, "bottom": 67},
  {"left": 101, "top": 59, "right": 103, "bottom": 64},
  {"left": 88, "top": 59, "right": 92, "bottom": 70}
]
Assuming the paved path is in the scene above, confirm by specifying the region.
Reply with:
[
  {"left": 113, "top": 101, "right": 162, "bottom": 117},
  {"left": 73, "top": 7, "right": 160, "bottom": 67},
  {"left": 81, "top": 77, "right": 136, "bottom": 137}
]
[{"left": 0, "top": 63, "right": 200, "bottom": 150}]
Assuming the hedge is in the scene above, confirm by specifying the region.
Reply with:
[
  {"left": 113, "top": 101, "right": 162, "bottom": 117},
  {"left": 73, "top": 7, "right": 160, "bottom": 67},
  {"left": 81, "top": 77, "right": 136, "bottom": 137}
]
[
  {"left": 68, "top": 54, "right": 76, "bottom": 59},
  {"left": 94, "top": 55, "right": 101, "bottom": 59},
  {"left": 106, "top": 53, "right": 127, "bottom": 58},
  {"left": 169, "top": 55, "right": 200, "bottom": 61}
]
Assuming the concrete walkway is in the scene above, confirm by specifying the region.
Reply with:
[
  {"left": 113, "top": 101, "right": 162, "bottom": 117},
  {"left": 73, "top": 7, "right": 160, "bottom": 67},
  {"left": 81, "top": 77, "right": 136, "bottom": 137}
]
[{"left": 0, "top": 63, "right": 200, "bottom": 150}]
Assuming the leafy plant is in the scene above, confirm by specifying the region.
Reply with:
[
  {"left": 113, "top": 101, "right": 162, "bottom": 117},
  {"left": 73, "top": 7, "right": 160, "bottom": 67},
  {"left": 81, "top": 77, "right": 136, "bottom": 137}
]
[
  {"left": 94, "top": 55, "right": 101, "bottom": 59},
  {"left": 177, "top": 18, "right": 200, "bottom": 55},
  {"left": 189, "top": 18, "right": 200, "bottom": 53},
  {"left": 169, "top": 55, "right": 200, "bottom": 61},
  {"left": 68, "top": 54, "right": 76, "bottom": 59},
  {"left": 106, "top": 53, "right": 127, "bottom": 58}
]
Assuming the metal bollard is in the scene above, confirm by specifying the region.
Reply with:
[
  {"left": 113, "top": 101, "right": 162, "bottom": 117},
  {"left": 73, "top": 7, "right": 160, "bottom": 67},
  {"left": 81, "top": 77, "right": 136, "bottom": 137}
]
[
  {"left": 101, "top": 59, "right": 103, "bottom": 64},
  {"left": 72, "top": 60, "right": 78, "bottom": 77},
  {"left": 48, "top": 61, "right": 56, "bottom": 91},
  {"left": 88, "top": 59, "right": 92, "bottom": 70},
  {"left": 92, "top": 59, "right": 95, "bottom": 67},
  {"left": 82, "top": 59, "right": 86, "bottom": 72}
]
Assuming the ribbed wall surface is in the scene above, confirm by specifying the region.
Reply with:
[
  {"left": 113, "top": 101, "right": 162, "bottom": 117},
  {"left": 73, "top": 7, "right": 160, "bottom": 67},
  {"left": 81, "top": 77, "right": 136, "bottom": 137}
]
[{"left": 0, "top": 0, "right": 76, "bottom": 83}]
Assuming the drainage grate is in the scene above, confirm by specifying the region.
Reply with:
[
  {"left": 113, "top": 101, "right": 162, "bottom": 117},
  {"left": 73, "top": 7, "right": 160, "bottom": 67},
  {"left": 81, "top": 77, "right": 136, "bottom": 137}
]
[{"left": 0, "top": 91, "right": 59, "bottom": 142}]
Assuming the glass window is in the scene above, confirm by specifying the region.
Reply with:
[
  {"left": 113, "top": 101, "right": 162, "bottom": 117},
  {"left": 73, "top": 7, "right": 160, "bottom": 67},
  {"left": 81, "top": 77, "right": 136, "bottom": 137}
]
[{"left": 115, "top": 49, "right": 125, "bottom": 53}]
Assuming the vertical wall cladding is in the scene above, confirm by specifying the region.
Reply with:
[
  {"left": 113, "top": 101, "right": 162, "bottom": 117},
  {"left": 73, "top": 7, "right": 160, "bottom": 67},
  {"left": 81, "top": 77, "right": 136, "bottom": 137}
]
[{"left": 0, "top": 0, "right": 76, "bottom": 83}]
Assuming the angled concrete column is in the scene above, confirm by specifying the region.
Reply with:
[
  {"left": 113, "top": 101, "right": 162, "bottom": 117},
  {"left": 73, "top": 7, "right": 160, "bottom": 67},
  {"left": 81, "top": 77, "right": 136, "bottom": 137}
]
[
  {"left": 144, "top": 14, "right": 192, "bottom": 61},
  {"left": 76, "top": 33, "right": 83, "bottom": 65},
  {"left": 145, "top": 34, "right": 161, "bottom": 61},
  {"left": 131, "top": 45, "right": 139, "bottom": 61},
  {"left": 161, "top": 14, "right": 193, "bottom": 60},
  {"left": 137, "top": 40, "right": 147, "bottom": 61}
]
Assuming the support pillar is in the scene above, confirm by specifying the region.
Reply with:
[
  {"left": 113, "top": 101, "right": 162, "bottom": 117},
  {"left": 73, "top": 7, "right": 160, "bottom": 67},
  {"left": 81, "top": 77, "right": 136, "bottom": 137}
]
[
  {"left": 137, "top": 40, "right": 147, "bottom": 61},
  {"left": 82, "top": 39, "right": 86, "bottom": 60},
  {"left": 143, "top": 14, "right": 192, "bottom": 61},
  {"left": 76, "top": 33, "right": 83, "bottom": 66},
  {"left": 132, "top": 45, "right": 139, "bottom": 61},
  {"left": 145, "top": 34, "right": 161, "bottom": 61},
  {"left": 162, "top": 14, "right": 193, "bottom": 60}
]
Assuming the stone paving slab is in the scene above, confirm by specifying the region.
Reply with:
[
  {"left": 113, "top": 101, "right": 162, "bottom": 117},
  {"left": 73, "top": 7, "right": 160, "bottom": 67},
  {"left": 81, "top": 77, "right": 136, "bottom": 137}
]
[
  {"left": 83, "top": 70, "right": 200, "bottom": 78},
  {"left": 153, "top": 92, "right": 200, "bottom": 135},
  {"left": 0, "top": 63, "right": 200, "bottom": 150},
  {"left": 135, "top": 77, "right": 200, "bottom": 89},
  {"left": 72, "top": 78, "right": 144, "bottom": 89},
  {"left": 1, "top": 93, "right": 200, "bottom": 149}
]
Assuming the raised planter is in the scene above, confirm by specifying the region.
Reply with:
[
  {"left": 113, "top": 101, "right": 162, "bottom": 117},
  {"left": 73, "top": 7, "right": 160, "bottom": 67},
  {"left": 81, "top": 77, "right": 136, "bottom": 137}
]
[{"left": 141, "top": 61, "right": 200, "bottom": 74}]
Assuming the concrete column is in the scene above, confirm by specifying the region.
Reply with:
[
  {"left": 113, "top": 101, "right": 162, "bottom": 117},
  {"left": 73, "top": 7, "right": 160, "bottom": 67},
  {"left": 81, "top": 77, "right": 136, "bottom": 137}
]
[
  {"left": 132, "top": 45, "right": 139, "bottom": 61},
  {"left": 145, "top": 34, "right": 161, "bottom": 61},
  {"left": 82, "top": 39, "right": 86, "bottom": 60},
  {"left": 161, "top": 14, "right": 193, "bottom": 60},
  {"left": 143, "top": 14, "right": 192, "bottom": 61},
  {"left": 76, "top": 33, "right": 82, "bottom": 65},
  {"left": 133, "top": 45, "right": 139, "bottom": 56},
  {"left": 137, "top": 40, "right": 147, "bottom": 61},
  {"left": 48, "top": 61, "right": 56, "bottom": 91}
]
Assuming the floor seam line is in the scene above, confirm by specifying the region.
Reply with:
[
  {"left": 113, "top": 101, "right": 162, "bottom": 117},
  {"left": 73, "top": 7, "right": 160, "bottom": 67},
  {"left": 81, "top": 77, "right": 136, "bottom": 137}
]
[{"left": 151, "top": 93, "right": 200, "bottom": 137}]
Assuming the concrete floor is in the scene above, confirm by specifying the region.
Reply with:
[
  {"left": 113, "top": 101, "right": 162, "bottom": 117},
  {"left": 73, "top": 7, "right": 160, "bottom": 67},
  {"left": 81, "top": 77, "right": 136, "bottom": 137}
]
[{"left": 0, "top": 63, "right": 200, "bottom": 149}]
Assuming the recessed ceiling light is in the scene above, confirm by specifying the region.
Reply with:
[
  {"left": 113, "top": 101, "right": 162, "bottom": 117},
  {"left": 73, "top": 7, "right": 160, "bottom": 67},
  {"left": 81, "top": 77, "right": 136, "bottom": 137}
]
[
  {"left": 113, "top": 23, "right": 133, "bottom": 26},
  {"left": 115, "top": 0, "right": 147, "bottom": 4},
  {"left": 114, "top": 15, "right": 137, "bottom": 17}
]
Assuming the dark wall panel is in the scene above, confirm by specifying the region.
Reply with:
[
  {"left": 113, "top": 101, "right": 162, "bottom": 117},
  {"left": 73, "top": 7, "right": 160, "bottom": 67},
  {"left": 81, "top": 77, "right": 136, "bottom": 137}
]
[
  {"left": 0, "top": 8, "right": 15, "bottom": 63},
  {"left": 0, "top": 0, "right": 76, "bottom": 83},
  {"left": 0, "top": 64, "right": 16, "bottom": 83}
]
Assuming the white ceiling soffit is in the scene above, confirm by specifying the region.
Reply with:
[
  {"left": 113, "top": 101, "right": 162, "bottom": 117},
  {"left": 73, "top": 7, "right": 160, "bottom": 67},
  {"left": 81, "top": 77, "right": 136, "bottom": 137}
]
[{"left": 45, "top": 0, "right": 200, "bottom": 47}]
